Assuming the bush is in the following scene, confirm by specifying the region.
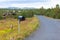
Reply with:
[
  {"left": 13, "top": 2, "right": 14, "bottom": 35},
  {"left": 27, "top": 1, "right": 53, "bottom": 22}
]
[
  {"left": 0, "top": 16, "right": 3, "bottom": 20},
  {"left": 21, "top": 10, "right": 34, "bottom": 18}
]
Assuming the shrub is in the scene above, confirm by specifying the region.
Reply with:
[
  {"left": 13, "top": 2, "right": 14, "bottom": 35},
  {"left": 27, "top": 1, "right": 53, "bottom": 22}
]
[
  {"left": 0, "top": 16, "right": 3, "bottom": 20},
  {"left": 21, "top": 10, "right": 34, "bottom": 18}
]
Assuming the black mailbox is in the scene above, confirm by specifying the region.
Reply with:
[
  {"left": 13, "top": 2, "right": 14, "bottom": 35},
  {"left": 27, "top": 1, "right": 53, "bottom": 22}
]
[{"left": 18, "top": 16, "right": 25, "bottom": 21}]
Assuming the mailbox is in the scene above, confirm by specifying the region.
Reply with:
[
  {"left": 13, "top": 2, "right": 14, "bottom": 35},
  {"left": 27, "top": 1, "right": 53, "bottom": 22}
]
[
  {"left": 18, "top": 16, "right": 25, "bottom": 21},
  {"left": 18, "top": 16, "right": 25, "bottom": 33}
]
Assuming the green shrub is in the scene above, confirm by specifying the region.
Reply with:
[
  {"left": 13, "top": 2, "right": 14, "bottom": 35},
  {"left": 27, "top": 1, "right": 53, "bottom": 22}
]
[
  {"left": 21, "top": 10, "right": 34, "bottom": 18},
  {"left": 0, "top": 16, "right": 3, "bottom": 20}
]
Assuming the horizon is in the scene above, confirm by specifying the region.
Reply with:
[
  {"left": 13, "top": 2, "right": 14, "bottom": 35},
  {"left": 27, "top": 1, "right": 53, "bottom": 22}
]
[{"left": 0, "top": 0, "right": 60, "bottom": 8}]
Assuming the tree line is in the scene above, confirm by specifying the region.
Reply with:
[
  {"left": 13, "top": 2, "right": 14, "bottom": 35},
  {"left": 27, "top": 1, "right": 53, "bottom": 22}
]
[
  {"left": 0, "top": 4, "right": 60, "bottom": 20},
  {"left": 33, "top": 4, "right": 60, "bottom": 19}
]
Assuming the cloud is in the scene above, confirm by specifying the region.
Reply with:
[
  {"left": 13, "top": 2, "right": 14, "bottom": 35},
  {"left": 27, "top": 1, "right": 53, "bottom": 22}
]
[
  {"left": 0, "top": 0, "right": 49, "bottom": 2},
  {"left": 0, "top": 0, "right": 60, "bottom": 8},
  {"left": 0, "top": 0, "right": 49, "bottom": 4},
  {"left": 10, "top": 2, "right": 51, "bottom": 8}
]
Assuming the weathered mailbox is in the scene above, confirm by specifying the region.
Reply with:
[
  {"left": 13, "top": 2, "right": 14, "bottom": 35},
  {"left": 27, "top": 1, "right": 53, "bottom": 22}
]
[
  {"left": 18, "top": 16, "right": 25, "bottom": 21},
  {"left": 18, "top": 16, "right": 25, "bottom": 33}
]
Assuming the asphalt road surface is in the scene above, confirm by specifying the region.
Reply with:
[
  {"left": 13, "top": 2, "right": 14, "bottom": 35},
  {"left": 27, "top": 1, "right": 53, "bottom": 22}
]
[{"left": 25, "top": 15, "right": 60, "bottom": 40}]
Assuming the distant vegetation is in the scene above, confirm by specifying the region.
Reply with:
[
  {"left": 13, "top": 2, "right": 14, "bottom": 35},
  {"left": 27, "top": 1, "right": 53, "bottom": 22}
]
[
  {"left": 32, "top": 4, "right": 60, "bottom": 19},
  {"left": 0, "top": 9, "right": 34, "bottom": 20},
  {"left": 0, "top": 4, "right": 60, "bottom": 19},
  {"left": 35, "top": 4, "right": 60, "bottom": 19}
]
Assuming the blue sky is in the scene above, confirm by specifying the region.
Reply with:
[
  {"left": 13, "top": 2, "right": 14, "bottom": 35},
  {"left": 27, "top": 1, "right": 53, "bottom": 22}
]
[{"left": 0, "top": 0, "right": 60, "bottom": 8}]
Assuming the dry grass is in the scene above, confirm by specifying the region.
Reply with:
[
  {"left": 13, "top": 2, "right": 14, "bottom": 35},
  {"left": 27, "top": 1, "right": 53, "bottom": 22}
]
[{"left": 0, "top": 17, "right": 39, "bottom": 40}]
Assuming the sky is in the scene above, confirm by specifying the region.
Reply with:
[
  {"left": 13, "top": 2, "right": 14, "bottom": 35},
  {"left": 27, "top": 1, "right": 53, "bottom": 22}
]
[{"left": 0, "top": 0, "right": 60, "bottom": 8}]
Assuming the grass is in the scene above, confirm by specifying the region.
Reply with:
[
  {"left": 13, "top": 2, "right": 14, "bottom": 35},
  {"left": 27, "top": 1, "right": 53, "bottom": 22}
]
[{"left": 0, "top": 17, "right": 39, "bottom": 40}]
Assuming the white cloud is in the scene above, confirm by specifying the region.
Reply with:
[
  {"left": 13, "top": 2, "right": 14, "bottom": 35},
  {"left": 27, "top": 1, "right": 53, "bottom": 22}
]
[
  {"left": 0, "top": 0, "right": 60, "bottom": 8},
  {"left": 1, "top": 0, "right": 6, "bottom": 1},
  {"left": 0, "top": 0, "right": 27, "bottom": 2},
  {"left": 10, "top": 2, "right": 53, "bottom": 8}
]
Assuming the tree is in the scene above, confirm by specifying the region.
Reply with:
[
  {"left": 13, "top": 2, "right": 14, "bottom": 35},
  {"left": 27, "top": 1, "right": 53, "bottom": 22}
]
[
  {"left": 56, "top": 4, "right": 60, "bottom": 9},
  {"left": 39, "top": 7, "right": 46, "bottom": 15}
]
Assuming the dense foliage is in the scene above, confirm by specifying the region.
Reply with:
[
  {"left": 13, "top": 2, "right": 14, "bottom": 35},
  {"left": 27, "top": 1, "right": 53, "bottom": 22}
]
[
  {"left": 0, "top": 4, "right": 60, "bottom": 19},
  {"left": 33, "top": 4, "right": 60, "bottom": 19}
]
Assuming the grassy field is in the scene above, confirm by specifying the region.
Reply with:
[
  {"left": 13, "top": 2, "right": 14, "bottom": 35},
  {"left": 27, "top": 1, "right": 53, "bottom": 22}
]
[{"left": 0, "top": 17, "right": 39, "bottom": 40}]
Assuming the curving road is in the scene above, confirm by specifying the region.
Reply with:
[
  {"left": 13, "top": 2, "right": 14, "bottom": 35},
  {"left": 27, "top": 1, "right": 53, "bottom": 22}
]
[{"left": 25, "top": 15, "right": 60, "bottom": 40}]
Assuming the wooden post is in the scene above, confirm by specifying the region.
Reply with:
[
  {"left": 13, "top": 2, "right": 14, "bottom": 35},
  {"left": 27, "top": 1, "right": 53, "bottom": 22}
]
[{"left": 18, "top": 19, "right": 20, "bottom": 34}]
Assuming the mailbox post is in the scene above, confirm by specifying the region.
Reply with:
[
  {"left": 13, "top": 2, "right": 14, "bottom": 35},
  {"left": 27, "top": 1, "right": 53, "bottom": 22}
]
[{"left": 18, "top": 16, "right": 22, "bottom": 34}]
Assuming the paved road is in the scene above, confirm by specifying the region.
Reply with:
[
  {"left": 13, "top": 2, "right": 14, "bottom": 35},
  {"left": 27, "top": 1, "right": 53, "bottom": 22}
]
[{"left": 25, "top": 16, "right": 60, "bottom": 40}]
